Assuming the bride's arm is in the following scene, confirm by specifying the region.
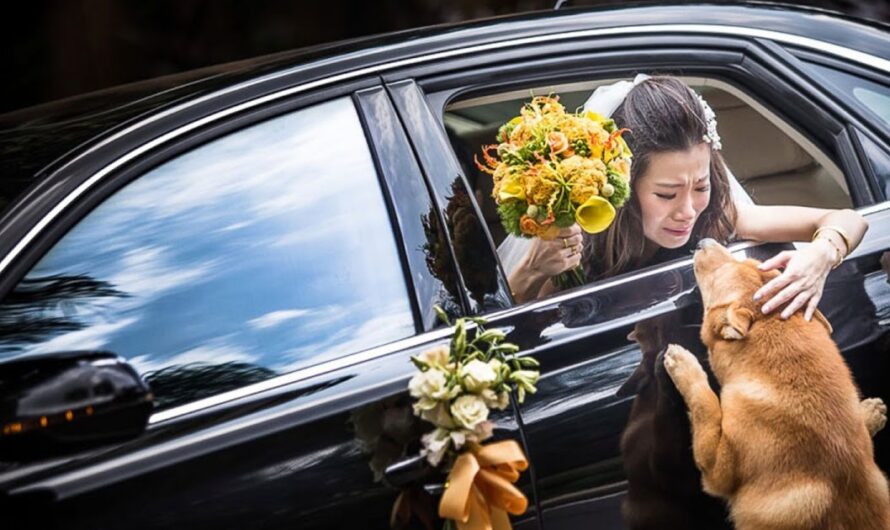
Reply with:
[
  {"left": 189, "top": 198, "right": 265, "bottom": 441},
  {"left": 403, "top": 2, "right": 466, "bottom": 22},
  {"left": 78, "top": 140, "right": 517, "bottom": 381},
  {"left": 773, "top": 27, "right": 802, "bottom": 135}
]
[
  {"left": 509, "top": 259, "right": 552, "bottom": 304},
  {"left": 735, "top": 202, "right": 868, "bottom": 320}
]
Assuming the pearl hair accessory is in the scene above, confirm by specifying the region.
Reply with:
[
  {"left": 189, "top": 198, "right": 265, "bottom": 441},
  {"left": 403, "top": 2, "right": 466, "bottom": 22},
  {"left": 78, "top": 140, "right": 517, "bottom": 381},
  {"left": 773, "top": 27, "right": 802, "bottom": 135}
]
[{"left": 694, "top": 91, "right": 722, "bottom": 150}]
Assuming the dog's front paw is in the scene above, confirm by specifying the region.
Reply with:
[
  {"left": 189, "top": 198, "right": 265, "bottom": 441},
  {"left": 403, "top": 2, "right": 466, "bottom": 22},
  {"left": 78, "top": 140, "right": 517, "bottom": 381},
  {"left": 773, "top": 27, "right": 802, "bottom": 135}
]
[
  {"left": 663, "top": 344, "right": 706, "bottom": 392},
  {"left": 861, "top": 397, "right": 887, "bottom": 437}
]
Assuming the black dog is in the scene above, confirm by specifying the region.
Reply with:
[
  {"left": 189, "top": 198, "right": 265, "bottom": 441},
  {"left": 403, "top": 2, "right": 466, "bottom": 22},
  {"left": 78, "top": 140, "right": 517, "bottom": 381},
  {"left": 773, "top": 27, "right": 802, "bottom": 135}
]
[{"left": 617, "top": 312, "right": 732, "bottom": 530}]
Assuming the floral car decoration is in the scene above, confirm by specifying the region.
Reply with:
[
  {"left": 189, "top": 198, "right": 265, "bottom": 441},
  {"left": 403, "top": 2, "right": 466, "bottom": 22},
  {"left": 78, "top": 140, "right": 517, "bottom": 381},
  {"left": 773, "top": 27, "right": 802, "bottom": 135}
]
[{"left": 408, "top": 307, "right": 541, "bottom": 530}]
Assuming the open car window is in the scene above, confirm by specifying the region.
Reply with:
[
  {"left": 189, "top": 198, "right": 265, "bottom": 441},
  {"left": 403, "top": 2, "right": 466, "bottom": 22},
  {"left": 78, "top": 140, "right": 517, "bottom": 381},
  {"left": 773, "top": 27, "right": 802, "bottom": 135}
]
[{"left": 444, "top": 76, "right": 852, "bottom": 252}]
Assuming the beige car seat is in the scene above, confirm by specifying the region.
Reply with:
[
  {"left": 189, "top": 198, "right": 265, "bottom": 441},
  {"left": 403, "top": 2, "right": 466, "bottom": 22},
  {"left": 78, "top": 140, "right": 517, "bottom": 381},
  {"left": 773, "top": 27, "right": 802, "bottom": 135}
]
[{"left": 705, "top": 89, "right": 851, "bottom": 209}]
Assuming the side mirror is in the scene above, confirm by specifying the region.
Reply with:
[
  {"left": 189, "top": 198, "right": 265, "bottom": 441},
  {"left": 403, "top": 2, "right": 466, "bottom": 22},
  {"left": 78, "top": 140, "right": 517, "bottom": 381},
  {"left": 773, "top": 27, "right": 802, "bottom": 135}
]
[{"left": 0, "top": 351, "right": 153, "bottom": 460}]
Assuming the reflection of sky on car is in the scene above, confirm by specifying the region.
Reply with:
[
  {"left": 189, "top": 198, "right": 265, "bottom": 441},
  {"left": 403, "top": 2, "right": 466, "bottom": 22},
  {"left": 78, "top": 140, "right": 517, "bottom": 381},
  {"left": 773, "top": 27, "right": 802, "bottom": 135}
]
[{"left": 4, "top": 97, "right": 414, "bottom": 387}]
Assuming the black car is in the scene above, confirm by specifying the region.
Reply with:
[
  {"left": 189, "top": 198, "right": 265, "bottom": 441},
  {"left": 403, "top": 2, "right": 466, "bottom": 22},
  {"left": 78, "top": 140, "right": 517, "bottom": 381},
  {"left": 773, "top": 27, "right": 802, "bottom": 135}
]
[{"left": 1, "top": 3, "right": 890, "bottom": 529}]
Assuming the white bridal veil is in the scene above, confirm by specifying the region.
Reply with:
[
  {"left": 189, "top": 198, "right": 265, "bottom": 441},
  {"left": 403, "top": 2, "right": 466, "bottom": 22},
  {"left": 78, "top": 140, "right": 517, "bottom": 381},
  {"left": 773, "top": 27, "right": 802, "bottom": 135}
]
[{"left": 496, "top": 75, "right": 753, "bottom": 277}]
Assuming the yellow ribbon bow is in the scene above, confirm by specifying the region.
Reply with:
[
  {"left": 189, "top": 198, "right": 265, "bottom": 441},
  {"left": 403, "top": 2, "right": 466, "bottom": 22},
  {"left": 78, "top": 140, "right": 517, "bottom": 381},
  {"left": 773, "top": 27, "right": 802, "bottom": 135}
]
[{"left": 438, "top": 440, "right": 529, "bottom": 530}]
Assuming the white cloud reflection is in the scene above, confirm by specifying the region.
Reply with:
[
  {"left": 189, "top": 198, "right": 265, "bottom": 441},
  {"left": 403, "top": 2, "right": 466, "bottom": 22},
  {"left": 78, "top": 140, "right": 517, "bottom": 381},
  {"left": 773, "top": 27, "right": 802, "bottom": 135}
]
[
  {"left": 248, "top": 309, "right": 312, "bottom": 330},
  {"left": 109, "top": 245, "right": 219, "bottom": 298},
  {"left": 28, "top": 317, "right": 139, "bottom": 355}
]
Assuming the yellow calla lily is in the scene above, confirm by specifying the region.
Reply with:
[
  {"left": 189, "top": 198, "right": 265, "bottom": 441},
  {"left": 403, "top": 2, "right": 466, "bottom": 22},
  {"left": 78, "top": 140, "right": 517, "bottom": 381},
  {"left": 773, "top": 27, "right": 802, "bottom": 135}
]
[
  {"left": 584, "top": 110, "right": 609, "bottom": 124},
  {"left": 575, "top": 195, "right": 616, "bottom": 233},
  {"left": 498, "top": 178, "right": 526, "bottom": 202}
]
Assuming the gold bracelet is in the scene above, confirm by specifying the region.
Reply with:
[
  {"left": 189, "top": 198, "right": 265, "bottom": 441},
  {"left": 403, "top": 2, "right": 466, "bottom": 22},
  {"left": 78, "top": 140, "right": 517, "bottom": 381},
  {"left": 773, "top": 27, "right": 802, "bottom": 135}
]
[
  {"left": 813, "top": 235, "right": 844, "bottom": 270},
  {"left": 812, "top": 225, "right": 851, "bottom": 255}
]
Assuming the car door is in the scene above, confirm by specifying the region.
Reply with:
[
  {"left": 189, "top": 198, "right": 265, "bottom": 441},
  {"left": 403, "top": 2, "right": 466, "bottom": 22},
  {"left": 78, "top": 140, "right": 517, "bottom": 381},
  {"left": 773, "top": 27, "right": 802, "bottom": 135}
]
[
  {"left": 384, "top": 29, "right": 890, "bottom": 529},
  {"left": 0, "top": 74, "right": 541, "bottom": 530},
  {"left": 790, "top": 42, "right": 890, "bottom": 472}
]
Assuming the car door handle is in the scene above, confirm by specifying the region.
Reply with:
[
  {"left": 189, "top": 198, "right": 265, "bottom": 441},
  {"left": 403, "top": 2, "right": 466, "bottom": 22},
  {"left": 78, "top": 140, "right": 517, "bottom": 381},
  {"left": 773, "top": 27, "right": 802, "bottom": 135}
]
[{"left": 383, "top": 454, "right": 444, "bottom": 494}]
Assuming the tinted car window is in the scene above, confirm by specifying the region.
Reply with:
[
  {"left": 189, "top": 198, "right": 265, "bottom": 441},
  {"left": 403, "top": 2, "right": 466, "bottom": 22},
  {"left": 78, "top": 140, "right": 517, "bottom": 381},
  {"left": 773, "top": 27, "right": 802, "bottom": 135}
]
[
  {"left": 0, "top": 97, "right": 415, "bottom": 410},
  {"left": 854, "top": 129, "right": 890, "bottom": 200},
  {"left": 803, "top": 61, "right": 890, "bottom": 127}
]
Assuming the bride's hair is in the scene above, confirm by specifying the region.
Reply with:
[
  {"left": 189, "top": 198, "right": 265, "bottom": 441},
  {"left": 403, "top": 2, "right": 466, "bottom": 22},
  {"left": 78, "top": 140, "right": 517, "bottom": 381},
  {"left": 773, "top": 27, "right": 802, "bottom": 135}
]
[{"left": 584, "top": 76, "right": 737, "bottom": 280}]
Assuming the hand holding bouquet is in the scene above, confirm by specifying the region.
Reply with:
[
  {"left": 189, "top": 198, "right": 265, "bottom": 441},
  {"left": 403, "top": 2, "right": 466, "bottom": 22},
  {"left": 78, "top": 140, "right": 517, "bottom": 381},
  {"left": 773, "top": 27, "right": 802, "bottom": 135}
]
[{"left": 475, "top": 95, "right": 633, "bottom": 288}]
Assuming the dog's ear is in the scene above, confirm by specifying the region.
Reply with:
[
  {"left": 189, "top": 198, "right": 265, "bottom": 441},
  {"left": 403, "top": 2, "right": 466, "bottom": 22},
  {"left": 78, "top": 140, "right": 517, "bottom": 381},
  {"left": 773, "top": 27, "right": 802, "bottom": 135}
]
[
  {"left": 720, "top": 304, "right": 755, "bottom": 340},
  {"left": 813, "top": 309, "right": 833, "bottom": 335}
]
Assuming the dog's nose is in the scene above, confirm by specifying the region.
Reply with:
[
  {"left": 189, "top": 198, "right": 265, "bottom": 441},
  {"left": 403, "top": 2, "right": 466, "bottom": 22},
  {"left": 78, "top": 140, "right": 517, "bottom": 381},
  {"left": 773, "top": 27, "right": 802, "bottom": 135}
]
[{"left": 697, "top": 238, "right": 718, "bottom": 250}]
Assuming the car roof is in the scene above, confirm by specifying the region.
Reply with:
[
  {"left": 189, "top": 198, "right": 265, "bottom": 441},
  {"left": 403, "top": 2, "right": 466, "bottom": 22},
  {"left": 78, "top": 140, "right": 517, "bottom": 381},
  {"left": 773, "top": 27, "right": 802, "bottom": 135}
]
[{"left": 1, "top": 2, "right": 888, "bottom": 213}]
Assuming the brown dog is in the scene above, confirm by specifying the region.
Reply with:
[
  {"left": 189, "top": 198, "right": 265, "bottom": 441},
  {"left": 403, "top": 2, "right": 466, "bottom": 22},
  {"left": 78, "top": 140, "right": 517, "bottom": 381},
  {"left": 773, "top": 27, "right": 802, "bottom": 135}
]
[{"left": 664, "top": 239, "right": 890, "bottom": 530}]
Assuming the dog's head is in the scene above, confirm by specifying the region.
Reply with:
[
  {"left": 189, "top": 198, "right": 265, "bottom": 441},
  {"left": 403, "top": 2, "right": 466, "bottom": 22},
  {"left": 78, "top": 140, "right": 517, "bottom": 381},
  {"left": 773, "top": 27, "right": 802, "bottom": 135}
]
[{"left": 693, "top": 239, "right": 831, "bottom": 344}]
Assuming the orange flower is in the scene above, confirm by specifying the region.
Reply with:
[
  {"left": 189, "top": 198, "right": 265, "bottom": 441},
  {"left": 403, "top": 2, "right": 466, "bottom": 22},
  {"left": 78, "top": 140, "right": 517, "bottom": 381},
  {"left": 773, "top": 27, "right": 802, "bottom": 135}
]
[
  {"left": 547, "top": 131, "right": 569, "bottom": 156},
  {"left": 519, "top": 215, "right": 541, "bottom": 236},
  {"left": 608, "top": 158, "right": 632, "bottom": 181},
  {"left": 519, "top": 214, "right": 560, "bottom": 239}
]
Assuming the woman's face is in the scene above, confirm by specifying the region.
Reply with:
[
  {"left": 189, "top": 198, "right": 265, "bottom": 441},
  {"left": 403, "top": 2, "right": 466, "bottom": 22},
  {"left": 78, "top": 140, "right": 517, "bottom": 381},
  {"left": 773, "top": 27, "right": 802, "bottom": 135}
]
[{"left": 635, "top": 143, "right": 712, "bottom": 249}]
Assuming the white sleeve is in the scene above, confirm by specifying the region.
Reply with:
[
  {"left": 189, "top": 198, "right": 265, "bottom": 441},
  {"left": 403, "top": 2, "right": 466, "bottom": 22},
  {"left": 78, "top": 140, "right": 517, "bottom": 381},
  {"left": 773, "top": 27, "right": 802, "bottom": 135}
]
[
  {"left": 497, "top": 234, "right": 533, "bottom": 277},
  {"left": 724, "top": 161, "right": 754, "bottom": 206}
]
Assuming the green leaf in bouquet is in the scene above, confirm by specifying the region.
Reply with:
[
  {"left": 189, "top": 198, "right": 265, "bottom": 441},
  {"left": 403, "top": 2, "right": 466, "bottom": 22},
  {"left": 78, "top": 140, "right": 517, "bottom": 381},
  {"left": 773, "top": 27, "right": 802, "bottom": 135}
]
[
  {"left": 490, "top": 343, "right": 520, "bottom": 354},
  {"left": 434, "top": 305, "right": 452, "bottom": 327},
  {"left": 497, "top": 123, "right": 517, "bottom": 143},
  {"left": 498, "top": 143, "right": 524, "bottom": 166},
  {"left": 465, "top": 316, "right": 490, "bottom": 326},
  {"left": 518, "top": 357, "right": 540, "bottom": 368},
  {"left": 410, "top": 356, "right": 429, "bottom": 371},
  {"left": 571, "top": 138, "right": 591, "bottom": 157},
  {"left": 452, "top": 319, "right": 467, "bottom": 358},
  {"left": 555, "top": 208, "right": 575, "bottom": 228},
  {"left": 606, "top": 171, "right": 631, "bottom": 207},
  {"left": 517, "top": 136, "right": 548, "bottom": 162},
  {"left": 474, "top": 329, "right": 507, "bottom": 344},
  {"left": 497, "top": 200, "right": 528, "bottom": 237}
]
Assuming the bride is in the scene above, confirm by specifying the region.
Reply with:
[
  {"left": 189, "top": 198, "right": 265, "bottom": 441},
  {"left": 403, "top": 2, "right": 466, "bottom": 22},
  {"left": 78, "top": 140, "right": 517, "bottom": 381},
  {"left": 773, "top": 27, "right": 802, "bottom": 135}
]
[{"left": 502, "top": 74, "right": 867, "bottom": 321}]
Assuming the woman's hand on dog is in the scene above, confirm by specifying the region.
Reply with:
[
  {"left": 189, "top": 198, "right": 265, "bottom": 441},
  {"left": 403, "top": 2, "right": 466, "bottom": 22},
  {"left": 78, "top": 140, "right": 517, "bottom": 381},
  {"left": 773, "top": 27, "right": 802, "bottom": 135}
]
[{"left": 753, "top": 240, "right": 837, "bottom": 321}]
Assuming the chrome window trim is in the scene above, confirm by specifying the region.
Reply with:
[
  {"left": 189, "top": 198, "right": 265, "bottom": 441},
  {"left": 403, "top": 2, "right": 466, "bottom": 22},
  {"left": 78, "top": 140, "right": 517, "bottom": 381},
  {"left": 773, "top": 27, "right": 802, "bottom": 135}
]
[
  {"left": 149, "top": 324, "right": 456, "bottom": 424},
  {"left": 4, "top": 23, "right": 890, "bottom": 425}
]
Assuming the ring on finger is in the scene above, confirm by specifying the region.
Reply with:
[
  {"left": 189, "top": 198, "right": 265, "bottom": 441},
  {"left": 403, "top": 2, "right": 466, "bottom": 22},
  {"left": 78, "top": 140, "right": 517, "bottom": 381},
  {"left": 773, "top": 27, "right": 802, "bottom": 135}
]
[{"left": 563, "top": 238, "right": 570, "bottom": 249}]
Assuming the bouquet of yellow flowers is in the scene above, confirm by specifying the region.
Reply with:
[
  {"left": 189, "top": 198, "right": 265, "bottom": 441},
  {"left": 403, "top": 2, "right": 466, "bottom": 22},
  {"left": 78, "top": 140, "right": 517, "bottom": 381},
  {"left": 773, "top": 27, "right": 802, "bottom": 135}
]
[{"left": 475, "top": 95, "right": 633, "bottom": 287}]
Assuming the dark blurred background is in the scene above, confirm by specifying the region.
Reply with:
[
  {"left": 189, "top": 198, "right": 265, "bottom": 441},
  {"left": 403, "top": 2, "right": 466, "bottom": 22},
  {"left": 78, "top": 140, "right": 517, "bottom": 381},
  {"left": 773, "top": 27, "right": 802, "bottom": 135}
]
[{"left": 3, "top": 0, "right": 889, "bottom": 114}]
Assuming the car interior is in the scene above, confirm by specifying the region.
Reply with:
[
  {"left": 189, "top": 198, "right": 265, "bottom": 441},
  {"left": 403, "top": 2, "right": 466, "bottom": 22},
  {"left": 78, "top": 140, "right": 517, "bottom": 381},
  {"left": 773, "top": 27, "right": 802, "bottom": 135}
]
[{"left": 443, "top": 76, "right": 853, "bottom": 247}]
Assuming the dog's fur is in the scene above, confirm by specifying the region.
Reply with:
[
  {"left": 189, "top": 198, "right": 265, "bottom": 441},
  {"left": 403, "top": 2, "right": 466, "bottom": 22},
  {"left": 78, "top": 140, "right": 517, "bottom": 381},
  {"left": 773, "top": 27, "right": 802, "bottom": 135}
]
[
  {"left": 618, "top": 313, "right": 732, "bottom": 529},
  {"left": 664, "top": 239, "right": 890, "bottom": 530}
]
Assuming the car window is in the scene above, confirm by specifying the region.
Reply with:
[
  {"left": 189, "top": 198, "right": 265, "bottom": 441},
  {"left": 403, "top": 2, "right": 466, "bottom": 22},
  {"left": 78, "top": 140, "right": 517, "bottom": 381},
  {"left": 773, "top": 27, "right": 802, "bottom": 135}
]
[
  {"left": 446, "top": 81, "right": 849, "bottom": 249},
  {"left": 0, "top": 97, "right": 415, "bottom": 410},
  {"left": 802, "top": 61, "right": 890, "bottom": 128},
  {"left": 854, "top": 129, "right": 890, "bottom": 200}
]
